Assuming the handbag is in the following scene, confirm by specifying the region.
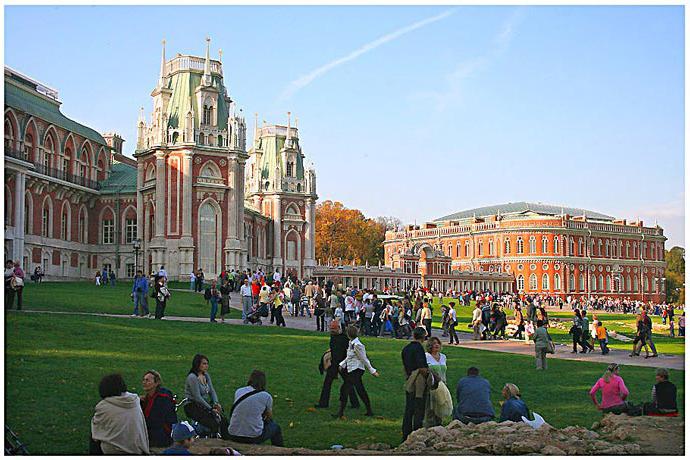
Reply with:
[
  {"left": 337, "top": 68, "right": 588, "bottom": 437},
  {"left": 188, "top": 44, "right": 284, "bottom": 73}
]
[
  {"left": 546, "top": 340, "right": 556, "bottom": 354},
  {"left": 430, "top": 380, "right": 453, "bottom": 418}
]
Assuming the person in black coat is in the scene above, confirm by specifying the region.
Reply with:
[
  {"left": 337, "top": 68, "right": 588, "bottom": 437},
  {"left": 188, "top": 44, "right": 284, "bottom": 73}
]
[
  {"left": 315, "top": 322, "right": 359, "bottom": 408},
  {"left": 140, "top": 370, "right": 178, "bottom": 448}
]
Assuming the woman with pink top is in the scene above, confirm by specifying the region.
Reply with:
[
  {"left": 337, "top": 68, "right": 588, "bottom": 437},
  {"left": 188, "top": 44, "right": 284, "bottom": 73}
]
[{"left": 589, "top": 363, "right": 631, "bottom": 414}]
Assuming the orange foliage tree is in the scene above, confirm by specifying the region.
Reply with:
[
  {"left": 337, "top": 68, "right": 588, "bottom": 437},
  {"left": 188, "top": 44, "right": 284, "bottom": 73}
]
[{"left": 315, "top": 200, "right": 387, "bottom": 265}]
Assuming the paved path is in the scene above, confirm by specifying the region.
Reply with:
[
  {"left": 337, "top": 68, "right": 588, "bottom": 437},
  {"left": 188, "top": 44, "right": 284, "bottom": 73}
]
[{"left": 15, "top": 296, "right": 684, "bottom": 371}]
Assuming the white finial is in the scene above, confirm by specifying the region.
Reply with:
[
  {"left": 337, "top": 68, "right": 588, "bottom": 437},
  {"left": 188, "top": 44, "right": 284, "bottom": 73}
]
[
  {"left": 286, "top": 111, "right": 291, "bottom": 142},
  {"left": 203, "top": 36, "right": 212, "bottom": 86},
  {"left": 138, "top": 106, "right": 145, "bottom": 123},
  {"left": 159, "top": 39, "right": 167, "bottom": 87},
  {"left": 218, "top": 48, "right": 223, "bottom": 63}
]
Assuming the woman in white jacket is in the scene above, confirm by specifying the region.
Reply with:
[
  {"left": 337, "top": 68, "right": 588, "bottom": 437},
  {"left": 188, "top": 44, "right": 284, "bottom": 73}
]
[{"left": 335, "top": 325, "right": 379, "bottom": 418}]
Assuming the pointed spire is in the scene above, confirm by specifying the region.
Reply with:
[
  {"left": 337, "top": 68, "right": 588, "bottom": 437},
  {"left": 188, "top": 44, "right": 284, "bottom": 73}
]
[
  {"left": 138, "top": 106, "right": 145, "bottom": 123},
  {"left": 202, "top": 36, "right": 212, "bottom": 86},
  {"left": 254, "top": 112, "right": 259, "bottom": 142},
  {"left": 218, "top": 48, "right": 223, "bottom": 63},
  {"left": 159, "top": 39, "right": 167, "bottom": 88},
  {"left": 286, "top": 111, "right": 292, "bottom": 145}
]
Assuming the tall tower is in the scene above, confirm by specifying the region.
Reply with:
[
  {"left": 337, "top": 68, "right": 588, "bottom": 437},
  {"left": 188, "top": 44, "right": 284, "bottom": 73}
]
[
  {"left": 246, "top": 113, "right": 318, "bottom": 278},
  {"left": 134, "top": 38, "right": 248, "bottom": 279}
]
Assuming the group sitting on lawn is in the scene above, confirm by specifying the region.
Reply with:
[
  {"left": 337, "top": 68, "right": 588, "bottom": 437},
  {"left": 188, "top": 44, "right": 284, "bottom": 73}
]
[{"left": 89, "top": 328, "right": 679, "bottom": 454}]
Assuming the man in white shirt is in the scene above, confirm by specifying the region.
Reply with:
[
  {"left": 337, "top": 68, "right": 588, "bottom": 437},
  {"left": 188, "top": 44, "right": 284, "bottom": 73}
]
[
  {"left": 158, "top": 265, "right": 167, "bottom": 282},
  {"left": 344, "top": 292, "right": 356, "bottom": 323},
  {"left": 240, "top": 279, "right": 253, "bottom": 324},
  {"left": 472, "top": 304, "right": 483, "bottom": 340},
  {"left": 273, "top": 270, "right": 281, "bottom": 284}
]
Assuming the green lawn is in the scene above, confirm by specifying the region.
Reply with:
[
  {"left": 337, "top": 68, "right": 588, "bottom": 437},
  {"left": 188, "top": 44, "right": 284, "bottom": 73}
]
[
  {"left": 5, "top": 312, "right": 685, "bottom": 455},
  {"left": 426, "top": 296, "right": 685, "bottom": 355},
  {"left": 19, "top": 281, "right": 238, "bottom": 320}
]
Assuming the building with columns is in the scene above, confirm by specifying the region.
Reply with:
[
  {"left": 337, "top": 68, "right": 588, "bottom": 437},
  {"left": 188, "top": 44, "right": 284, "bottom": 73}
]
[
  {"left": 383, "top": 202, "right": 667, "bottom": 301},
  {"left": 4, "top": 39, "right": 318, "bottom": 281}
]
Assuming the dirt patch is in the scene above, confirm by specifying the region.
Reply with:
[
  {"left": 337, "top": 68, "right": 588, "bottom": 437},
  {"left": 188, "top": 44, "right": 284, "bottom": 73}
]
[{"left": 593, "top": 413, "right": 684, "bottom": 455}]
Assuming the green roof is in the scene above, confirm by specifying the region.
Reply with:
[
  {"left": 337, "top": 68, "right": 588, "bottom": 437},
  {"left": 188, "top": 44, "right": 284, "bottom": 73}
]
[
  {"left": 5, "top": 76, "right": 107, "bottom": 146},
  {"left": 99, "top": 162, "right": 137, "bottom": 194},
  {"left": 166, "top": 72, "right": 229, "bottom": 130},
  {"left": 257, "top": 132, "right": 304, "bottom": 181},
  {"left": 435, "top": 202, "right": 615, "bottom": 222}
]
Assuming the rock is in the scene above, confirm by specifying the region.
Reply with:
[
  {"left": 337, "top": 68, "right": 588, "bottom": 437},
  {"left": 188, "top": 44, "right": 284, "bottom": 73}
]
[
  {"left": 511, "top": 439, "right": 544, "bottom": 454},
  {"left": 446, "top": 419, "right": 464, "bottom": 431},
  {"left": 356, "top": 443, "right": 390, "bottom": 451},
  {"left": 541, "top": 445, "right": 567, "bottom": 455}
]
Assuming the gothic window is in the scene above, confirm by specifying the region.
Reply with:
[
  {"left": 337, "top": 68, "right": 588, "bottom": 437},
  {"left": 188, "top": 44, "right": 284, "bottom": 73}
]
[
  {"left": 643, "top": 276, "right": 649, "bottom": 293},
  {"left": 606, "top": 275, "right": 611, "bottom": 291},
  {"left": 542, "top": 273, "right": 549, "bottom": 290},
  {"left": 4, "top": 118, "right": 14, "bottom": 150},
  {"left": 78, "top": 208, "right": 86, "bottom": 243},
  {"left": 42, "top": 198, "right": 52, "bottom": 237},
  {"left": 529, "top": 236, "right": 536, "bottom": 254},
  {"left": 619, "top": 240, "right": 623, "bottom": 258},
  {"left": 517, "top": 274, "right": 524, "bottom": 291},
  {"left": 569, "top": 273, "right": 575, "bottom": 291},
  {"left": 529, "top": 273, "right": 537, "bottom": 291},
  {"left": 102, "top": 219, "right": 114, "bottom": 244},
  {"left": 199, "top": 202, "right": 219, "bottom": 276},
  {"left": 477, "top": 240, "right": 483, "bottom": 256},
  {"left": 554, "top": 236, "right": 560, "bottom": 254},
  {"left": 172, "top": 132, "right": 179, "bottom": 144},
  {"left": 569, "top": 237, "right": 575, "bottom": 255},
  {"left": 578, "top": 238, "right": 584, "bottom": 256},
  {"left": 286, "top": 161, "right": 293, "bottom": 177},
  {"left": 579, "top": 274, "right": 585, "bottom": 291},
  {"left": 24, "top": 133, "right": 33, "bottom": 161},
  {"left": 61, "top": 210, "right": 68, "bottom": 240},
  {"left": 626, "top": 241, "right": 630, "bottom": 258},
  {"left": 504, "top": 238, "right": 511, "bottom": 254},
  {"left": 125, "top": 218, "right": 136, "bottom": 244},
  {"left": 488, "top": 239, "right": 494, "bottom": 256},
  {"left": 516, "top": 237, "right": 524, "bottom": 254},
  {"left": 605, "top": 240, "right": 610, "bottom": 257},
  {"left": 202, "top": 105, "right": 213, "bottom": 125},
  {"left": 598, "top": 274, "right": 604, "bottom": 292},
  {"left": 554, "top": 273, "right": 561, "bottom": 290},
  {"left": 63, "top": 148, "right": 72, "bottom": 175},
  {"left": 464, "top": 240, "right": 470, "bottom": 257},
  {"left": 456, "top": 243, "right": 461, "bottom": 258},
  {"left": 625, "top": 275, "right": 631, "bottom": 292},
  {"left": 199, "top": 133, "right": 205, "bottom": 145}
]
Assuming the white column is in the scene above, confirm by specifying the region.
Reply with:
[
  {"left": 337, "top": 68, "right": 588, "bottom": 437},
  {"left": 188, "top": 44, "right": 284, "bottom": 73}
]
[
  {"left": 309, "top": 199, "right": 316, "bottom": 259},
  {"left": 13, "top": 172, "right": 25, "bottom": 266},
  {"left": 273, "top": 196, "right": 282, "bottom": 268},
  {"left": 182, "top": 152, "right": 193, "bottom": 237},
  {"left": 304, "top": 198, "right": 313, "bottom": 259},
  {"left": 154, "top": 152, "right": 166, "bottom": 237},
  {"left": 136, "top": 161, "right": 144, "bottom": 239},
  {"left": 227, "top": 160, "right": 237, "bottom": 240}
]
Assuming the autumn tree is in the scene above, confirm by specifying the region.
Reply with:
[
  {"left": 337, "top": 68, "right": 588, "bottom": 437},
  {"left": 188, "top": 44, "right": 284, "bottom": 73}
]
[
  {"left": 665, "top": 246, "right": 685, "bottom": 304},
  {"left": 315, "top": 200, "right": 388, "bottom": 266}
]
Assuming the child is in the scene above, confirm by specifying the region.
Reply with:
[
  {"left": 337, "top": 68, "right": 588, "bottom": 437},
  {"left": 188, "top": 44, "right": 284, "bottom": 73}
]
[
  {"left": 595, "top": 320, "right": 609, "bottom": 355},
  {"left": 162, "top": 421, "right": 195, "bottom": 455}
]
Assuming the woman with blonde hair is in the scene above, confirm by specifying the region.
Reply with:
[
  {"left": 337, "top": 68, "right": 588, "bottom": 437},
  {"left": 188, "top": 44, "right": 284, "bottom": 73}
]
[
  {"left": 423, "top": 337, "right": 448, "bottom": 427},
  {"left": 499, "top": 383, "right": 529, "bottom": 422},
  {"left": 589, "top": 363, "right": 631, "bottom": 414}
]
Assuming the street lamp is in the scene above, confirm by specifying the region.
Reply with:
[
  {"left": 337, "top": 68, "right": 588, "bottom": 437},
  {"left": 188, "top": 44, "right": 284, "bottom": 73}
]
[{"left": 133, "top": 239, "right": 142, "bottom": 275}]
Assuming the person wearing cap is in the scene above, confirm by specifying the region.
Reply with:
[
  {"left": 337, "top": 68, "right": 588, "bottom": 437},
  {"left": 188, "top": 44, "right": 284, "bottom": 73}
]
[
  {"left": 315, "top": 321, "right": 360, "bottom": 409},
  {"left": 162, "top": 422, "right": 196, "bottom": 455}
]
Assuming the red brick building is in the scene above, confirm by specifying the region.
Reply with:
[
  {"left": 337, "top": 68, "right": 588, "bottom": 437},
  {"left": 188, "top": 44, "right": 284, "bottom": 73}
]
[
  {"left": 384, "top": 202, "right": 667, "bottom": 301},
  {"left": 4, "top": 40, "right": 317, "bottom": 281}
]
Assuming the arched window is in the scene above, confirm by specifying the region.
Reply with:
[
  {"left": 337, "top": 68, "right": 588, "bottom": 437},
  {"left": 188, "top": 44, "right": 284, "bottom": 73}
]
[
  {"left": 488, "top": 239, "right": 494, "bottom": 256},
  {"left": 554, "top": 273, "right": 561, "bottom": 291},
  {"left": 217, "top": 135, "right": 222, "bottom": 147},
  {"left": 63, "top": 147, "right": 72, "bottom": 175},
  {"left": 633, "top": 276, "right": 639, "bottom": 292},
  {"left": 42, "top": 199, "right": 52, "bottom": 238},
  {"left": 172, "top": 132, "right": 179, "bottom": 144},
  {"left": 599, "top": 274, "right": 604, "bottom": 292},
  {"left": 517, "top": 274, "right": 524, "bottom": 291},
  {"left": 529, "top": 236, "right": 536, "bottom": 254},
  {"left": 24, "top": 133, "right": 34, "bottom": 161},
  {"left": 456, "top": 243, "right": 460, "bottom": 258},
  {"left": 198, "top": 133, "right": 205, "bottom": 145},
  {"left": 554, "top": 236, "right": 560, "bottom": 254},
  {"left": 477, "top": 240, "right": 483, "bottom": 256},
  {"left": 626, "top": 241, "right": 630, "bottom": 258},
  {"left": 202, "top": 105, "right": 212, "bottom": 125},
  {"left": 464, "top": 241, "right": 469, "bottom": 257},
  {"left": 102, "top": 218, "right": 114, "bottom": 244},
  {"left": 643, "top": 276, "right": 649, "bottom": 292},
  {"left": 619, "top": 240, "right": 623, "bottom": 258},
  {"left": 286, "top": 161, "right": 293, "bottom": 177},
  {"left": 569, "top": 273, "right": 574, "bottom": 291},
  {"left": 605, "top": 240, "right": 610, "bottom": 257},
  {"left": 24, "top": 192, "right": 33, "bottom": 234},
  {"left": 579, "top": 274, "right": 585, "bottom": 291},
  {"left": 529, "top": 273, "right": 538, "bottom": 291},
  {"left": 578, "top": 238, "right": 584, "bottom": 256},
  {"left": 651, "top": 244, "right": 656, "bottom": 260},
  {"left": 504, "top": 238, "right": 511, "bottom": 254},
  {"left": 43, "top": 134, "right": 54, "bottom": 169},
  {"left": 4, "top": 118, "right": 14, "bottom": 150},
  {"left": 516, "top": 237, "right": 524, "bottom": 254},
  {"left": 597, "top": 239, "right": 603, "bottom": 256},
  {"left": 625, "top": 275, "right": 631, "bottom": 292},
  {"left": 591, "top": 274, "right": 597, "bottom": 291},
  {"left": 606, "top": 275, "right": 611, "bottom": 291},
  {"left": 542, "top": 236, "right": 548, "bottom": 254},
  {"left": 60, "top": 203, "right": 70, "bottom": 240},
  {"left": 199, "top": 201, "right": 219, "bottom": 275},
  {"left": 78, "top": 207, "right": 87, "bottom": 243},
  {"left": 569, "top": 237, "right": 574, "bottom": 256},
  {"left": 542, "top": 273, "right": 549, "bottom": 290}
]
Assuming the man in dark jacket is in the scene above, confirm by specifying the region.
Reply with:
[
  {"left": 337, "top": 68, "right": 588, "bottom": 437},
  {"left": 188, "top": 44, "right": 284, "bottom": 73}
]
[
  {"left": 315, "top": 322, "right": 359, "bottom": 409},
  {"left": 401, "top": 327, "right": 429, "bottom": 442},
  {"left": 141, "top": 371, "right": 178, "bottom": 448},
  {"left": 643, "top": 367, "right": 677, "bottom": 415}
]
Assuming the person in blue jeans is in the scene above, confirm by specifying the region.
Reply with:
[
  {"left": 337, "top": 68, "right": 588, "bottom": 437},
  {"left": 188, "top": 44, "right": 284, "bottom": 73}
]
[
  {"left": 131, "top": 270, "right": 149, "bottom": 317},
  {"left": 452, "top": 366, "right": 495, "bottom": 424},
  {"left": 209, "top": 281, "right": 221, "bottom": 323}
]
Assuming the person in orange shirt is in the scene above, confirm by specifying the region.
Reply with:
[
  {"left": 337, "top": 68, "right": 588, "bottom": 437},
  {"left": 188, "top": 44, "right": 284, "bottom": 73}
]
[{"left": 595, "top": 321, "right": 609, "bottom": 355}]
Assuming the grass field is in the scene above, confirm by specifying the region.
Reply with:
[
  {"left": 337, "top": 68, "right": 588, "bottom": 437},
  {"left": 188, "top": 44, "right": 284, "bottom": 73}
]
[
  {"left": 426, "top": 296, "right": 686, "bottom": 355},
  {"left": 5, "top": 311, "right": 685, "bottom": 454}
]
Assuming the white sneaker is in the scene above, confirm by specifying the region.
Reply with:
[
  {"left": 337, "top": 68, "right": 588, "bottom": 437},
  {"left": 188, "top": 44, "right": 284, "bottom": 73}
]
[{"left": 131, "top": 314, "right": 137, "bottom": 317}]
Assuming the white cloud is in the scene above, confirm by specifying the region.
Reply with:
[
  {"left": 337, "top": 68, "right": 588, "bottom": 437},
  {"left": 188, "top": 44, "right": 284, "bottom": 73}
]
[
  {"left": 278, "top": 9, "right": 456, "bottom": 101},
  {"left": 412, "top": 7, "right": 525, "bottom": 112}
]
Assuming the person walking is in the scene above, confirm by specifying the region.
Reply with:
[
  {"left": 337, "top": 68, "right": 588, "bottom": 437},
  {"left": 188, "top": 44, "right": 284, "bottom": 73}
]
[
  {"left": 471, "top": 303, "right": 482, "bottom": 340},
  {"left": 595, "top": 320, "right": 610, "bottom": 355},
  {"left": 314, "top": 289, "right": 326, "bottom": 332},
  {"left": 447, "top": 302, "right": 459, "bottom": 345},
  {"left": 315, "top": 322, "right": 359, "bottom": 409},
  {"left": 667, "top": 306, "right": 675, "bottom": 337},
  {"left": 219, "top": 279, "right": 231, "bottom": 323},
  {"left": 570, "top": 309, "right": 585, "bottom": 353},
  {"left": 512, "top": 305, "right": 525, "bottom": 340},
  {"left": 271, "top": 286, "right": 286, "bottom": 327},
  {"left": 420, "top": 301, "right": 433, "bottom": 337},
  {"left": 240, "top": 279, "right": 253, "bottom": 324},
  {"left": 195, "top": 268, "right": 205, "bottom": 293},
  {"left": 401, "top": 327, "right": 429, "bottom": 441},
  {"left": 580, "top": 311, "right": 595, "bottom": 353},
  {"left": 532, "top": 320, "right": 552, "bottom": 370},
  {"left": 189, "top": 271, "right": 196, "bottom": 291},
  {"left": 334, "top": 325, "right": 378, "bottom": 419}
]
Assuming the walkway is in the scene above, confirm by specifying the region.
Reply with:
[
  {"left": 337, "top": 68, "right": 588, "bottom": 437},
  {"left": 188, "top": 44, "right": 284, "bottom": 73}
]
[{"left": 15, "top": 296, "right": 684, "bottom": 371}]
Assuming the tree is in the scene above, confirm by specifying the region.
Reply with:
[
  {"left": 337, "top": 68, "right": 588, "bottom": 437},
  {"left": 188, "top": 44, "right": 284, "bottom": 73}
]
[
  {"left": 665, "top": 246, "right": 685, "bottom": 304},
  {"left": 375, "top": 216, "right": 402, "bottom": 232},
  {"left": 315, "top": 201, "right": 388, "bottom": 266}
]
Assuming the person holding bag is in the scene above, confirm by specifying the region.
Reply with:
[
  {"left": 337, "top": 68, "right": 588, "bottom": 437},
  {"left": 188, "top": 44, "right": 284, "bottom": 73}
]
[
  {"left": 532, "top": 320, "right": 553, "bottom": 370},
  {"left": 424, "top": 337, "right": 450, "bottom": 427}
]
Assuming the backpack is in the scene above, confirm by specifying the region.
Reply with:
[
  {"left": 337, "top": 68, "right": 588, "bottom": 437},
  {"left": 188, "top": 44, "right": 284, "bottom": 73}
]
[{"left": 204, "top": 288, "right": 212, "bottom": 301}]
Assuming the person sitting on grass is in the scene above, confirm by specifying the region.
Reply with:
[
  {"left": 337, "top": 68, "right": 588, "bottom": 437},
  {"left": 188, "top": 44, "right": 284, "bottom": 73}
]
[
  {"left": 452, "top": 367, "right": 495, "bottom": 424},
  {"left": 90, "top": 373, "right": 149, "bottom": 455},
  {"left": 589, "top": 363, "right": 631, "bottom": 415},
  {"left": 499, "top": 383, "right": 529, "bottom": 422},
  {"left": 162, "top": 421, "right": 196, "bottom": 455},
  {"left": 183, "top": 354, "right": 230, "bottom": 439},
  {"left": 140, "top": 370, "right": 177, "bottom": 448},
  {"left": 643, "top": 368, "right": 678, "bottom": 416},
  {"left": 228, "top": 370, "right": 284, "bottom": 446}
]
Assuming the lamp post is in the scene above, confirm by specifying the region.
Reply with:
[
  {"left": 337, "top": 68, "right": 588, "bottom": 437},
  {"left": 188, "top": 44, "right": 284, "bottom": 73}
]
[{"left": 133, "top": 238, "right": 142, "bottom": 275}]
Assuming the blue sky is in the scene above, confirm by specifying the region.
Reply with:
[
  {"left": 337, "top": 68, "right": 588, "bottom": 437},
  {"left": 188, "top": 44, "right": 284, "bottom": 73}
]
[{"left": 5, "top": 6, "right": 685, "bottom": 247}]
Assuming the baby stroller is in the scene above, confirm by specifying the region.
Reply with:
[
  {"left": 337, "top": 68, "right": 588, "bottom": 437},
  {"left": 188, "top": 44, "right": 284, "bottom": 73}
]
[{"left": 247, "top": 303, "right": 269, "bottom": 325}]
